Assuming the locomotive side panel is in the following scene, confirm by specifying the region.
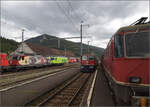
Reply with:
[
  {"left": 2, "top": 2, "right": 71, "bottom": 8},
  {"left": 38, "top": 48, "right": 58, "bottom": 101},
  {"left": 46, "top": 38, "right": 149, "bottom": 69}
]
[
  {"left": 18, "top": 56, "right": 30, "bottom": 66},
  {"left": 113, "top": 59, "right": 149, "bottom": 84}
]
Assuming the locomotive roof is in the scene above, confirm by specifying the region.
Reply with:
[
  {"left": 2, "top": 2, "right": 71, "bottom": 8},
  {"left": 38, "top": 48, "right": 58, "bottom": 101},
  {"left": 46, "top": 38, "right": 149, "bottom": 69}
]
[{"left": 117, "top": 23, "right": 150, "bottom": 33}]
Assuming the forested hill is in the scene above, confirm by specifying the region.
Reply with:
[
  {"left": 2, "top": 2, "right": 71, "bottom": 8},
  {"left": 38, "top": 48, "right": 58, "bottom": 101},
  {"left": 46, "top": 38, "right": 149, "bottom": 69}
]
[
  {"left": 0, "top": 34, "right": 104, "bottom": 58},
  {"left": 0, "top": 36, "right": 19, "bottom": 54},
  {"left": 26, "top": 34, "right": 104, "bottom": 58}
]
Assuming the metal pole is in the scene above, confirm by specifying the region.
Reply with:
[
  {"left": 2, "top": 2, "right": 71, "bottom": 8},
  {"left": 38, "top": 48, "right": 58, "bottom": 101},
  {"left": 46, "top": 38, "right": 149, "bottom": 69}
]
[
  {"left": 64, "top": 44, "right": 66, "bottom": 56},
  {"left": 65, "top": 48, "right": 66, "bottom": 56},
  {"left": 22, "top": 29, "right": 24, "bottom": 53},
  {"left": 80, "top": 21, "right": 83, "bottom": 59},
  {"left": 58, "top": 39, "right": 60, "bottom": 48},
  {"left": 88, "top": 41, "right": 90, "bottom": 54}
]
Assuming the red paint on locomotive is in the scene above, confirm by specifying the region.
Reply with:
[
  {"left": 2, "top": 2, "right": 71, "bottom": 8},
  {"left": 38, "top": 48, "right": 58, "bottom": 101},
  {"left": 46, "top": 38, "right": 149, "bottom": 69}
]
[
  {"left": 0, "top": 53, "right": 9, "bottom": 66},
  {"left": 9, "top": 55, "right": 22, "bottom": 66},
  {"left": 69, "top": 57, "right": 77, "bottom": 63},
  {"left": 102, "top": 28, "right": 150, "bottom": 85}
]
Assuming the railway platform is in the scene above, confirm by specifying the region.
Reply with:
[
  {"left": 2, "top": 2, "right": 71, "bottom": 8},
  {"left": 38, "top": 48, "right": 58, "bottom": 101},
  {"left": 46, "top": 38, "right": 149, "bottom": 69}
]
[{"left": 90, "top": 66, "right": 115, "bottom": 106}]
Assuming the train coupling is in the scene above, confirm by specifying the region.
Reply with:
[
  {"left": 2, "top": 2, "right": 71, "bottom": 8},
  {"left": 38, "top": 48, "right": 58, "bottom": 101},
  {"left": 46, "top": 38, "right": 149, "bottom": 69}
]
[{"left": 131, "top": 96, "right": 150, "bottom": 107}]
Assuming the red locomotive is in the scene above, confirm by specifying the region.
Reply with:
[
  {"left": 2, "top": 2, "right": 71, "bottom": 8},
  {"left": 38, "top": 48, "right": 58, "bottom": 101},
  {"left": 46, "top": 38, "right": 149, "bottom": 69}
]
[
  {"left": 69, "top": 57, "right": 77, "bottom": 63},
  {"left": 0, "top": 53, "right": 9, "bottom": 72},
  {"left": 9, "top": 54, "right": 47, "bottom": 68},
  {"left": 80, "top": 54, "right": 98, "bottom": 72},
  {"left": 0, "top": 53, "right": 9, "bottom": 66},
  {"left": 101, "top": 17, "right": 150, "bottom": 106}
]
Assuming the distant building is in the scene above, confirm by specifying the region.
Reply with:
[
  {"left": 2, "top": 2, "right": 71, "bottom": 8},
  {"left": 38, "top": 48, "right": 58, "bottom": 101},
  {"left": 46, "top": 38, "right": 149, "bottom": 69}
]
[
  {"left": 10, "top": 43, "right": 74, "bottom": 57},
  {"left": 10, "top": 43, "right": 35, "bottom": 55}
]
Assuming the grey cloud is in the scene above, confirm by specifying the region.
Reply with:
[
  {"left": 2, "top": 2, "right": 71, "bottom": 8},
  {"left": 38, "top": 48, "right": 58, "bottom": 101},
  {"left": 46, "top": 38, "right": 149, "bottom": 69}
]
[
  {"left": 1, "top": 1, "right": 149, "bottom": 48},
  {"left": 2, "top": 2, "right": 80, "bottom": 34}
]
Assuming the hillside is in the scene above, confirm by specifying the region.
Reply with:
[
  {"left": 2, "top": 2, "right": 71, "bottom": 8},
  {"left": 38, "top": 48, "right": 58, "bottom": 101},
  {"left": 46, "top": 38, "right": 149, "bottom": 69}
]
[
  {"left": 25, "top": 34, "right": 104, "bottom": 58},
  {"left": 0, "top": 36, "right": 19, "bottom": 54}
]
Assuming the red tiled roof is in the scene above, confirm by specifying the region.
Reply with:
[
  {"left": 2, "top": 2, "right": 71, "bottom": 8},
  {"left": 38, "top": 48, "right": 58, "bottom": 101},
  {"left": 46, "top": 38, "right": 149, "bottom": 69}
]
[{"left": 26, "top": 43, "right": 74, "bottom": 57}]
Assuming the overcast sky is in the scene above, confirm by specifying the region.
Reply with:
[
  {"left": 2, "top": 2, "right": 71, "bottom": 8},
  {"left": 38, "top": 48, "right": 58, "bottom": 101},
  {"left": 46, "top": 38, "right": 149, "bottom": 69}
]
[{"left": 1, "top": 0, "right": 149, "bottom": 48}]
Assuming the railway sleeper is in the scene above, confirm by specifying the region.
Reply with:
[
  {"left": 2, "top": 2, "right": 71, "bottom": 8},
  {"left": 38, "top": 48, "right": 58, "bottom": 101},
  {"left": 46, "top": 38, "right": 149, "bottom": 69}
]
[
  {"left": 44, "top": 74, "right": 90, "bottom": 106},
  {"left": 25, "top": 73, "right": 91, "bottom": 107}
]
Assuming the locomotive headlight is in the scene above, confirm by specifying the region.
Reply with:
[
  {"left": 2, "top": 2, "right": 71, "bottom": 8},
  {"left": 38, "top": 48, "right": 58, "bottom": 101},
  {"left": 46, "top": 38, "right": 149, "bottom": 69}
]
[{"left": 129, "top": 77, "right": 141, "bottom": 83}]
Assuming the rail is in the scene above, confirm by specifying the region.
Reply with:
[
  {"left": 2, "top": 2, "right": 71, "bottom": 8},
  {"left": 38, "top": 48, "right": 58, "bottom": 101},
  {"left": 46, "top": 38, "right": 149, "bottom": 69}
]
[
  {"left": 0, "top": 64, "right": 79, "bottom": 89},
  {"left": 25, "top": 73, "right": 91, "bottom": 106},
  {"left": 0, "top": 67, "right": 79, "bottom": 106}
]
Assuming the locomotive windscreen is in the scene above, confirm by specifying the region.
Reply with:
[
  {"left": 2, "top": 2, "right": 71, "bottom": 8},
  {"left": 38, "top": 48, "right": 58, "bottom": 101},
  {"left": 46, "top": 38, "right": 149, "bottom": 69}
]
[
  {"left": 12, "top": 56, "right": 18, "bottom": 60},
  {"left": 82, "top": 56, "right": 87, "bottom": 60},
  {"left": 89, "top": 56, "right": 94, "bottom": 60},
  {"left": 125, "top": 31, "right": 150, "bottom": 57}
]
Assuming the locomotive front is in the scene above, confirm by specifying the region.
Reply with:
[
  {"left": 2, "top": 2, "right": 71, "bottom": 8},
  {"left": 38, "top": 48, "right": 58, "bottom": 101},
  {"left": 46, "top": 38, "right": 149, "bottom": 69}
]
[
  {"left": 80, "top": 55, "right": 98, "bottom": 72},
  {"left": 102, "top": 17, "right": 150, "bottom": 106}
]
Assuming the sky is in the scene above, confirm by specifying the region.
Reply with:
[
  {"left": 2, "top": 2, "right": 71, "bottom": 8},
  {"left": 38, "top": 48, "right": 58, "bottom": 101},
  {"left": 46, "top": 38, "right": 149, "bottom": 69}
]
[{"left": 1, "top": 0, "right": 149, "bottom": 48}]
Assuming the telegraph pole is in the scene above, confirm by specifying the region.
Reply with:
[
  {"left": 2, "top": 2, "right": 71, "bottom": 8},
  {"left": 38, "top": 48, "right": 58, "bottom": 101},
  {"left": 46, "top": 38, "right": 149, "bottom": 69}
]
[{"left": 22, "top": 29, "right": 24, "bottom": 53}]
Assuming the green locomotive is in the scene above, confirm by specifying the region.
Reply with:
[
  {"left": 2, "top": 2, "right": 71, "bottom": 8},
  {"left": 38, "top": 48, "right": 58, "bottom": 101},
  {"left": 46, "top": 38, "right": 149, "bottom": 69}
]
[{"left": 50, "top": 56, "right": 69, "bottom": 65}]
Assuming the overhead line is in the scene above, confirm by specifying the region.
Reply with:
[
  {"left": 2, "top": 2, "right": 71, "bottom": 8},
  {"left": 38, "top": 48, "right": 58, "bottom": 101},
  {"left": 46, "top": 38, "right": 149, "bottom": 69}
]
[
  {"left": 66, "top": 0, "right": 83, "bottom": 22},
  {"left": 59, "top": 0, "right": 79, "bottom": 31},
  {"left": 55, "top": 0, "right": 79, "bottom": 32},
  {"left": 58, "top": 0, "right": 81, "bottom": 28}
]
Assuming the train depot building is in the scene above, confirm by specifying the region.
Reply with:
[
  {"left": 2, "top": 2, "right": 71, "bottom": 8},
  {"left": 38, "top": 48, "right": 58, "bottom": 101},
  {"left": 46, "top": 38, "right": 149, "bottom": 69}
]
[{"left": 10, "top": 42, "right": 75, "bottom": 57}]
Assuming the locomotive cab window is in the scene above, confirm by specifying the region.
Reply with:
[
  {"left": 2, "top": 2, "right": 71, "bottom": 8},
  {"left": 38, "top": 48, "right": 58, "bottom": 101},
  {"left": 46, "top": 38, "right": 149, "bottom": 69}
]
[
  {"left": 114, "top": 35, "right": 124, "bottom": 58},
  {"left": 22, "top": 56, "right": 24, "bottom": 60},
  {"left": 82, "top": 56, "right": 87, "bottom": 60},
  {"left": 13, "top": 56, "right": 18, "bottom": 60},
  {"left": 51, "top": 58, "right": 54, "bottom": 60},
  {"left": 125, "top": 31, "right": 150, "bottom": 57},
  {"left": 17, "top": 56, "right": 20, "bottom": 60},
  {"left": 89, "top": 56, "right": 94, "bottom": 60}
]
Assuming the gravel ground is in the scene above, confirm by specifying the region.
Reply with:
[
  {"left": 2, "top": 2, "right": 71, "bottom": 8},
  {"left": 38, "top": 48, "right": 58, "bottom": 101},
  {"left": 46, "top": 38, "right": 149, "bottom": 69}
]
[
  {"left": 0, "top": 63, "right": 80, "bottom": 89},
  {"left": 43, "top": 73, "right": 90, "bottom": 106},
  {"left": 1, "top": 63, "right": 78, "bottom": 77},
  {"left": 26, "top": 72, "right": 93, "bottom": 107}
]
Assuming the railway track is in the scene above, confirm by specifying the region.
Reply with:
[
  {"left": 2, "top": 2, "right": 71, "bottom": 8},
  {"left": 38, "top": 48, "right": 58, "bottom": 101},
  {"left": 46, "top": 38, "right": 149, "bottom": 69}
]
[
  {"left": 0, "top": 64, "right": 79, "bottom": 80},
  {"left": 0, "top": 66, "right": 80, "bottom": 106},
  {"left": 0, "top": 64, "right": 79, "bottom": 89},
  {"left": 25, "top": 73, "right": 92, "bottom": 107},
  {"left": 1, "top": 63, "right": 78, "bottom": 77}
]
